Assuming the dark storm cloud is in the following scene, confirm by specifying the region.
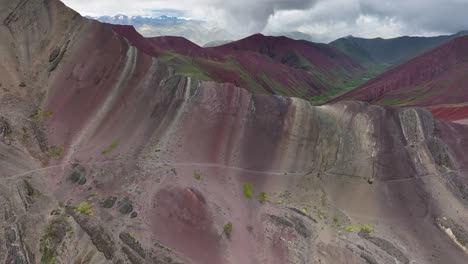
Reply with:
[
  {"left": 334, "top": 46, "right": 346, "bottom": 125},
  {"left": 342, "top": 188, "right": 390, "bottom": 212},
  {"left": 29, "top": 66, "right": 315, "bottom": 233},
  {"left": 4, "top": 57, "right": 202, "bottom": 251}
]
[{"left": 359, "top": 0, "right": 468, "bottom": 34}]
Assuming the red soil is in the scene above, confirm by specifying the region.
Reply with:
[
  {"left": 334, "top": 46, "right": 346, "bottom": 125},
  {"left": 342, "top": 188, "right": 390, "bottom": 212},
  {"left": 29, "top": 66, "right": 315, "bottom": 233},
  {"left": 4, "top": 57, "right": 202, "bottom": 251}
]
[
  {"left": 208, "top": 34, "right": 363, "bottom": 72},
  {"left": 430, "top": 105, "right": 468, "bottom": 121}
]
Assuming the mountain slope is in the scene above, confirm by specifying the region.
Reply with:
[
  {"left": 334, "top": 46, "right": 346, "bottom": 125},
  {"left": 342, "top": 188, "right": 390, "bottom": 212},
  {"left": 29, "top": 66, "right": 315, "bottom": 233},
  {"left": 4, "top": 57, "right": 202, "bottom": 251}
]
[
  {"left": 0, "top": 0, "right": 468, "bottom": 264},
  {"left": 335, "top": 35, "right": 468, "bottom": 122},
  {"left": 111, "top": 27, "right": 369, "bottom": 101},
  {"left": 330, "top": 32, "right": 468, "bottom": 70}
]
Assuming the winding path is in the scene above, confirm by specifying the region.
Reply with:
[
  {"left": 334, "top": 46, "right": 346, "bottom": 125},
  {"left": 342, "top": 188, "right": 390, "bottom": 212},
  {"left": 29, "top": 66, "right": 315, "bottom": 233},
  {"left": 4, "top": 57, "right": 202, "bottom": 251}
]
[{"left": 1, "top": 158, "right": 310, "bottom": 182}]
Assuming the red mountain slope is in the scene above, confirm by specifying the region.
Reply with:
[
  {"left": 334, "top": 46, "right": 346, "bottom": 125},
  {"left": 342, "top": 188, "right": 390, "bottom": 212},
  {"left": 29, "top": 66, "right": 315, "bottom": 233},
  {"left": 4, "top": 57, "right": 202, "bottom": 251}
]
[
  {"left": 110, "top": 26, "right": 366, "bottom": 99},
  {"left": 335, "top": 36, "right": 468, "bottom": 121},
  {"left": 209, "top": 33, "right": 363, "bottom": 73}
]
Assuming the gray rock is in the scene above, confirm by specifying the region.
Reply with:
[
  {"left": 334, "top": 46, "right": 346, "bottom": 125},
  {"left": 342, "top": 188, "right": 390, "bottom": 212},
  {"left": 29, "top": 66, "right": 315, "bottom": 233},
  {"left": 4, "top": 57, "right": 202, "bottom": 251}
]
[
  {"left": 426, "top": 138, "right": 451, "bottom": 168},
  {"left": 359, "top": 231, "right": 410, "bottom": 264},
  {"left": 68, "top": 164, "right": 87, "bottom": 185},
  {"left": 101, "top": 196, "right": 117, "bottom": 208},
  {"left": 117, "top": 197, "right": 133, "bottom": 215},
  {"left": 4, "top": 227, "right": 16, "bottom": 245},
  {"left": 360, "top": 253, "right": 378, "bottom": 264},
  {"left": 0, "top": 116, "right": 11, "bottom": 138},
  {"left": 49, "top": 47, "right": 61, "bottom": 62},
  {"left": 446, "top": 172, "right": 468, "bottom": 201},
  {"left": 438, "top": 218, "right": 468, "bottom": 247},
  {"left": 68, "top": 209, "right": 116, "bottom": 260},
  {"left": 40, "top": 217, "right": 69, "bottom": 264},
  {"left": 119, "top": 232, "right": 146, "bottom": 258},
  {"left": 399, "top": 109, "right": 434, "bottom": 145},
  {"left": 122, "top": 246, "right": 144, "bottom": 264}
]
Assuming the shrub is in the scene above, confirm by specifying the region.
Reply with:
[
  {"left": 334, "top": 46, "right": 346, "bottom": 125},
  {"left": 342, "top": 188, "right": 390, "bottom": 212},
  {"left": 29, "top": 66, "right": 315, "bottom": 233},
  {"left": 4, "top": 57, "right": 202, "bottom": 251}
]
[
  {"left": 243, "top": 183, "right": 253, "bottom": 198},
  {"left": 33, "top": 108, "right": 42, "bottom": 121},
  {"left": 193, "top": 171, "right": 202, "bottom": 181},
  {"left": 360, "top": 224, "right": 374, "bottom": 233},
  {"left": 48, "top": 146, "right": 64, "bottom": 158},
  {"left": 224, "top": 222, "right": 233, "bottom": 238},
  {"left": 71, "top": 202, "right": 94, "bottom": 216},
  {"left": 44, "top": 111, "right": 54, "bottom": 118},
  {"left": 258, "top": 192, "right": 266, "bottom": 203},
  {"left": 102, "top": 140, "right": 119, "bottom": 154},
  {"left": 345, "top": 224, "right": 374, "bottom": 233}
]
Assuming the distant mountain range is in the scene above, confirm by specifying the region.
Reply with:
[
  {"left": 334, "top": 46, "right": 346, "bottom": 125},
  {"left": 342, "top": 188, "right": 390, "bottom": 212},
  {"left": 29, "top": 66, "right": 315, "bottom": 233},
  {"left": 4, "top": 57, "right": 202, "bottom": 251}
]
[
  {"left": 87, "top": 15, "right": 325, "bottom": 47},
  {"left": 87, "top": 15, "right": 232, "bottom": 46},
  {"left": 330, "top": 31, "right": 468, "bottom": 69},
  {"left": 112, "top": 26, "right": 367, "bottom": 101}
]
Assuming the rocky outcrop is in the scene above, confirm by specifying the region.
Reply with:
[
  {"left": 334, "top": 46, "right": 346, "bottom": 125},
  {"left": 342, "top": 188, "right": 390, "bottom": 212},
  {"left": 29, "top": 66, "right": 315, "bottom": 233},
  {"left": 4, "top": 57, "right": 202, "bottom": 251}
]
[
  {"left": 67, "top": 210, "right": 117, "bottom": 260},
  {"left": 359, "top": 231, "right": 410, "bottom": 264},
  {"left": 67, "top": 164, "right": 87, "bottom": 185},
  {"left": 119, "top": 232, "right": 146, "bottom": 258},
  {"left": 48, "top": 41, "right": 70, "bottom": 72},
  {"left": 399, "top": 108, "right": 434, "bottom": 145},
  {"left": 0, "top": 117, "right": 11, "bottom": 139}
]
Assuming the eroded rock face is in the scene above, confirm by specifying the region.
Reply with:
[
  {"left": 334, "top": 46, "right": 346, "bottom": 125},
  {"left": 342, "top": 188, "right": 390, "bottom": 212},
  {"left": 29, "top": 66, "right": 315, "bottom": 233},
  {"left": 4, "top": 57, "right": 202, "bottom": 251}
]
[
  {"left": 0, "top": 1, "right": 467, "bottom": 264},
  {"left": 39, "top": 216, "right": 69, "bottom": 264},
  {"left": 359, "top": 231, "right": 410, "bottom": 264},
  {"left": 67, "top": 209, "right": 117, "bottom": 260},
  {"left": 117, "top": 197, "right": 133, "bottom": 215},
  {"left": 67, "top": 164, "right": 87, "bottom": 185},
  {"left": 0, "top": 117, "right": 11, "bottom": 139},
  {"left": 399, "top": 108, "right": 434, "bottom": 145}
]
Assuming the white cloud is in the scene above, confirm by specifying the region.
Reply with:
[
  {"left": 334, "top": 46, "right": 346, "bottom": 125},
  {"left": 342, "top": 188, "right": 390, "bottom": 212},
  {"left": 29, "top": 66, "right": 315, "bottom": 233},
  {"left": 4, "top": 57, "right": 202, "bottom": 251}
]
[{"left": 61, "top": 0, "right": 468, "bottom": 42}]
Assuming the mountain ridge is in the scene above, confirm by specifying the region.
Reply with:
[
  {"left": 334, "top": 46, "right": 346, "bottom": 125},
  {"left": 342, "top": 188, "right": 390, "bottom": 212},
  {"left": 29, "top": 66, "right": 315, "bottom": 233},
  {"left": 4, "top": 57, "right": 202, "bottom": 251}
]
[
  {"left": 330, "top": 31, "right": 468, "bottom": 69},
  {"left": 334, "top": 35, "right": 468, "bottom": 122},
  {"left": 110, "top": 25, "right": 369, "bottom": 101}
]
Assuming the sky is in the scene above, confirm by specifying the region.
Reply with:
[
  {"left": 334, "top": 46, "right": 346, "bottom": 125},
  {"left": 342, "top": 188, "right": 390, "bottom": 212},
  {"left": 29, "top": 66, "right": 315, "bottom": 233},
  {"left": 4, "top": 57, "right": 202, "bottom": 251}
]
[{"left": 62, "top": 0, "right": 468, "bottom": 42}]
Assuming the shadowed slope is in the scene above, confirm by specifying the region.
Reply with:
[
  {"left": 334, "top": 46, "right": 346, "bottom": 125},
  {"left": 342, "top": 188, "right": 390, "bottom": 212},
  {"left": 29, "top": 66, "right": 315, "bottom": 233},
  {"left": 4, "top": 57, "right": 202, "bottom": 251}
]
[{"left": 331, "top": 31, "right": 468, "bottom": 68}]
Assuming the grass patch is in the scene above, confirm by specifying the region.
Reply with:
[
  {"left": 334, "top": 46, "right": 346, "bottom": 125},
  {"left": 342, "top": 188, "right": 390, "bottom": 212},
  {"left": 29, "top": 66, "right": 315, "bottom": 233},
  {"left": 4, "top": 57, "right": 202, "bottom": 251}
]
[
  {"left": 258, "top": 192, "right": 266, "bottom": 204},
  {"left": 224, "top": 222, "right": 233, "bottom": 238},
  {"left": 32, "top": 108, "right": 54, "bottom": 122},
  {"left": 44, "top": 111, "right": 54, "bottom": 118},
  {"left": 159, "top": 52, "right": 211, "bottom": 80},
  {"left": 102, "top": 140, "right": 119, "bottom": 154},
  {"left": 313, "top": 207, "right": 328, "bottom": 220},
  {"left": 71, "top": 202, "right": 94, "bottom": 216},
  {"left": 345, "top": 224, "right": 374, "bottom": 233},
  {"left": 33, "top": 108, "right": 43, "bottom": 121},
  {"left": 243, "top": 183, "right": 253, "bottom": 198},
  {"left": 48, "top": 146, "right": 64, "bottom": 158},
  {"left": 193, "top": 171, "right": 202, "bottom": 181},
  {"left": 308, "top": 65, "right": 387, "bottom": 105},
  {"left": 259, "top": 73, "right": 289, "bottom": 96}
]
